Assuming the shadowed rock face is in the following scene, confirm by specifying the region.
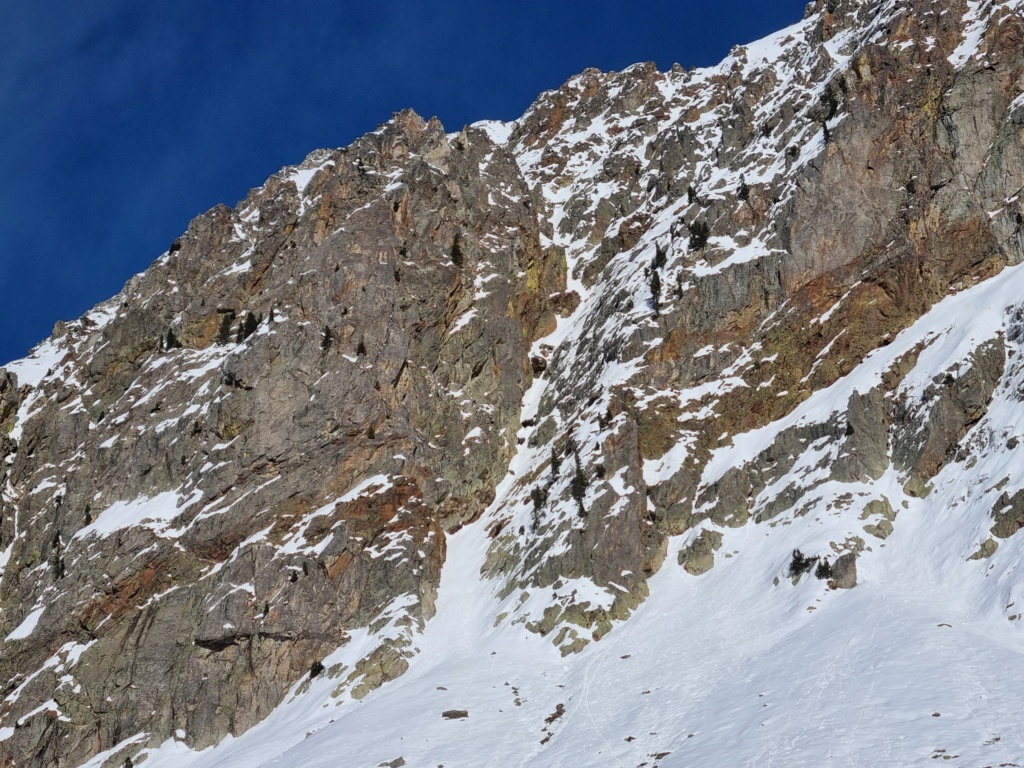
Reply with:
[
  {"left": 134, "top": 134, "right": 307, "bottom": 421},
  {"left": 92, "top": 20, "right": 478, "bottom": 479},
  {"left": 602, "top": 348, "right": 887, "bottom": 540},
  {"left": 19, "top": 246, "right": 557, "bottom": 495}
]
[{"left": 2, "top": 0, "right": 1024, "bottom": 765}]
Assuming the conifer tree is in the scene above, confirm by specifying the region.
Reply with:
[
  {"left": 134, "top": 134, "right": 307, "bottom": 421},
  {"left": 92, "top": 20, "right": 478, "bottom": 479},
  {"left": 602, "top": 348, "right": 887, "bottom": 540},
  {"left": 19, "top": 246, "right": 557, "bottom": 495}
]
[
  {"left": 530, "top": 486, "right": 546, "bottom": 532},
  {"left": 823, "top": 90, "right": 839, "bottom": 121},
  {"left": 570, "top": 451, "right": 588, "bottom": 518},
  {"left": 650, "top": 270, "right": 661, "bottom": 317},
  {"left": 215, "top": 312, "right": 234, "bottom": 345},
  {"left": 236, "top": 312, "right": 258, "bottom": 342},
  {"left": 653, "top": 242, "right": 667, "bottom": 270},
  {"left": 688, "top": 220, "right": 710, "bottom": 251},
  {"left": 451, "top": 232, "right": 464, "bottom": 268}
]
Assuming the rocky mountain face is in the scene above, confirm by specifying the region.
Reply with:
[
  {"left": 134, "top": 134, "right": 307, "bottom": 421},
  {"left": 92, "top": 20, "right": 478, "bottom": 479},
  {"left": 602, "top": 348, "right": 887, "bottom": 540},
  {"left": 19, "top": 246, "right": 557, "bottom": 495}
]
[{"left": 2, "top": 0, "right": 1024, "bottom": 765}]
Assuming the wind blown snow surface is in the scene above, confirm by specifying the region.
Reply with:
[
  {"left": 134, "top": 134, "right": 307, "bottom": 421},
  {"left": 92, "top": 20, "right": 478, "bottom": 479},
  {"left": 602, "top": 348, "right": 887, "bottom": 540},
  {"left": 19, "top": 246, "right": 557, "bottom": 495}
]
[{"left": 128, "top": 266, "right": 1024, "bottom": 767}]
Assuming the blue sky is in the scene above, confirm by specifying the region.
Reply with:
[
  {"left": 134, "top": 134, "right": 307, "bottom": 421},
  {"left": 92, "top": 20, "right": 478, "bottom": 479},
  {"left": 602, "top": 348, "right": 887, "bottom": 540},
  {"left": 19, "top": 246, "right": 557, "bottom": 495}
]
[{"left": 0, "top": 0, "right": 807, "bottom": 365}]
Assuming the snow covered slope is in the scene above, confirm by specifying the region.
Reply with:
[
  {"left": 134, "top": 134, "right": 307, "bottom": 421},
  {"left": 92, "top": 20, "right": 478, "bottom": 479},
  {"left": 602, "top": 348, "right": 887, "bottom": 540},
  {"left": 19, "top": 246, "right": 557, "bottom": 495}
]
[
  {"left": 3, "top": 0, "right": 1024, "bottom": 766},
  {"left": 132, "top": 264, "right": 1024, "bottom": 766}
]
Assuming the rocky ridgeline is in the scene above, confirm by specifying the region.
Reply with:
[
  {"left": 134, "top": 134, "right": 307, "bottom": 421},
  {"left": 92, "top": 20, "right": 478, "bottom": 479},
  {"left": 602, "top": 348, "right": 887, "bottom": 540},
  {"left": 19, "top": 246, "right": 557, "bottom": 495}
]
[
  {"left": 0, "top": 113, "right": 566, "bottom": 765},
  {"left": 482, "top": 0, "right": 1024, "bottom": 650},
  {"left": 1, "top": 0, "right": 1023, "bottom": 765}
]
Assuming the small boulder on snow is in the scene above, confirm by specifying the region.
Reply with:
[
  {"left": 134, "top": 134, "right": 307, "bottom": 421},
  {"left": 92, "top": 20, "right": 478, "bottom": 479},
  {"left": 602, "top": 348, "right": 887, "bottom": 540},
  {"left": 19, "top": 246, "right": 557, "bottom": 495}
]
[{"left": 829, "top": 553, "right": 858, "bottom": 590}]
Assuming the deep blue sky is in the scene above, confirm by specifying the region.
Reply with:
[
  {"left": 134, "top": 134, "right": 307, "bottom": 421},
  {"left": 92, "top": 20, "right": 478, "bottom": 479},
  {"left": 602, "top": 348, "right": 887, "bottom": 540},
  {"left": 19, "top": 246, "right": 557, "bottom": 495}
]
[{"left": 0, "top": 0, "right": 807, "bottom": 365}]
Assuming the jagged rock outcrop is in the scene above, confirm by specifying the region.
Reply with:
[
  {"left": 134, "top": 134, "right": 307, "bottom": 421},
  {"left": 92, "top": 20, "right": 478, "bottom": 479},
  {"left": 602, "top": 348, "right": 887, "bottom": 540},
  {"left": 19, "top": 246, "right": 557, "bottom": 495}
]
[
  {"left": 480, "top": 0, "right": 1024, "bottom": 650},
  {"left": 1, "top": 0, "right": 1023, "bottom": 765},
  {"left": 0, "top": 113, "right": 564, "bottom": 766}
]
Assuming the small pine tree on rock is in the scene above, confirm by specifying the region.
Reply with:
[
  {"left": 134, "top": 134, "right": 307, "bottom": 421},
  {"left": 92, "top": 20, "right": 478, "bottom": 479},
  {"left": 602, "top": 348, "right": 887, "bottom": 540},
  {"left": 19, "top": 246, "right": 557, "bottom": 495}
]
[
  {"left": 788, "top": 549, "right": 816, "bottom": 578},
  {"left": 530, "top": 486, "right": 547, "bottom": 532},
  {"left": 653, "top": 242, "right": 667, "bottom": 271},
  {"left": 236, "top": 312, "right": 258, "bottom": 343},
  {"left": 815, "top": 559, "right": 833, "bottom": 580},
  {"left": 49, "top": 533, "right": 65, "bottom": 580},
  {"left": 215, "top": 311, "right": 234, "bottom": 345},
  {"left": 550, "top": 446, "right": 561, "bottom": 477},
  {"left": 570, "top": 452, "right": 588, "bottom": 518},
  {"left": 822, "top": 90, "right": 839, "bottom": 121},
  {"left": 531, "top": 485, "right": 547, "bottom": 510},
  {"left": 650, "top": 270, "right": 661, "bottom": 317},
  {"left": 450, "top": 232, "right": 464, "bottom": 268},
  {"left": 320, "top": 324, "right": 333, "bottom": 350},
  {"left": 687, "top": 184, "right": 701, "bottom": 205},
  {"left": 688, "top": 220, "right": 710, "bottom": 251},
  {"left": 738, "top": 176, "right": 750, "bottom": 202}
]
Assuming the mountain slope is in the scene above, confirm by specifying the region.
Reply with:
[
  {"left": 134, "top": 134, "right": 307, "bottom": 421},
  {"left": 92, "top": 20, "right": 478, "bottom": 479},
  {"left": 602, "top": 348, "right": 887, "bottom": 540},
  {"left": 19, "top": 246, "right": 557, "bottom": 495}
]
[{"left": 2, "top": 0, "right": 1024, "bottom": 766}]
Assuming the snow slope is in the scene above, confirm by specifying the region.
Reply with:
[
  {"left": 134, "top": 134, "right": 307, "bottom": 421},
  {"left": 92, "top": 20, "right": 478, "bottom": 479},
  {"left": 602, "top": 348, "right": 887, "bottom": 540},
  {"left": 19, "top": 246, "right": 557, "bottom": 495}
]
[{"left": 125, "top": 265, "right": 1024, "bottom": 767}]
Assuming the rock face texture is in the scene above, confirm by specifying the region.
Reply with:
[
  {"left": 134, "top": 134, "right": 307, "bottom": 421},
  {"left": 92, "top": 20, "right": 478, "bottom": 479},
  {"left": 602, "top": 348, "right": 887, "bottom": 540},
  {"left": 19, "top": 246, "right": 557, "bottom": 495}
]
[
  {"left": 1, "top": 0, "right": 1023, "bottom": 765},
  {"left": 0, "top": 115, "right": 565, "bottom": 766}
]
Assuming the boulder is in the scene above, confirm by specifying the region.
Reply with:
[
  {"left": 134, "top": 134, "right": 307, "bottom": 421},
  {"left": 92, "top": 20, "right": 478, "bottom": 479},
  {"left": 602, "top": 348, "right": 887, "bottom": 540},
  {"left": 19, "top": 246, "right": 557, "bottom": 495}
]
[{"left": 829, "top": 553, "right": 858, "bottom": 590}]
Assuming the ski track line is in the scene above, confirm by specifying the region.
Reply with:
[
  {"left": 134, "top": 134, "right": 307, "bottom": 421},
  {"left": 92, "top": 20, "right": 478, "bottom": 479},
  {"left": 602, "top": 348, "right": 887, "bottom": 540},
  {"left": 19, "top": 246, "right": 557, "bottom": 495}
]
[
  {"left": 880, "top": 594, "right": 910, "bottom": 767},
  {"left": 580, "top": 637, "right": 624, "bottom": 768},
  {"left": 779, "top": 592, "right": 858, "bottom": 767},
  {"left": 851, "top": 593, "right": 886, "bottom": 754}
]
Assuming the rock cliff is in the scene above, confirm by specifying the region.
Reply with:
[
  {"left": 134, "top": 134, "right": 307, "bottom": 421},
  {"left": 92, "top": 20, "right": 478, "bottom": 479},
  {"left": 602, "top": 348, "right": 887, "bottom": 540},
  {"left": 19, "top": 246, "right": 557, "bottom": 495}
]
[{"left": 1, "top": 0, "right": 1023, "bottom": 765}]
